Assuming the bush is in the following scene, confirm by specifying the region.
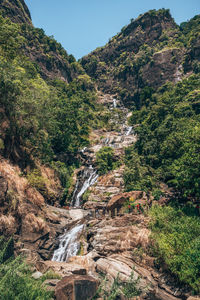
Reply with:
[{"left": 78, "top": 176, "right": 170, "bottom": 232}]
[
  {"left": 0, "top": 238, "right": 53, "bottom": 300},
  {"left": 149, "top": 205, "right": 200, "bottom": 293},
  {"left": 96, "top": 146, "right": 118, "bottom": 175},
  {"left": 27, "top": 169, "right": 46, "bottom": 193}
]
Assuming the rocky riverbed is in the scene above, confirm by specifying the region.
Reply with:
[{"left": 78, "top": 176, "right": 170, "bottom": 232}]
[{"left": 27, "top": 94, "right": 195, "bottom": 300}]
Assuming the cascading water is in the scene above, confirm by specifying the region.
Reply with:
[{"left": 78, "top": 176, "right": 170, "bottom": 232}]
[
  {"left": 52, "top": 96, "right": 135, "bottom": 264},
  {"left": 113, "top": 98, "right": 117, "bottom": 108},
  {"left": 52, "top": 224, "right": 84, "bottom": 262},
  {"left": 71, "top": 165, "right": 98, "bottom": 207},
  {"left": 125, "top": 126, "right": 133, "bottom": 136}
]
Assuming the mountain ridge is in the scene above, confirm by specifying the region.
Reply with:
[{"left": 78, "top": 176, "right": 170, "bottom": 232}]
[
  {"left": 81, "top": 9, "right": 200, "bottom": 107},
  {"left": 0, "top": 0, "right": 32, "bottom": 24}
]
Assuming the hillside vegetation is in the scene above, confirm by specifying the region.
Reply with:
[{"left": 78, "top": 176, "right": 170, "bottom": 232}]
[
  {"left": 81, "top": 10, "right": 200, "bottom": 107},
  {"left": 0, "top": 1, "right": 200, "bottom": 297}
]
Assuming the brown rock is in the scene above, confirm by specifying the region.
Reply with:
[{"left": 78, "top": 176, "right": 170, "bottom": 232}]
[
  {"left": 187, "top": 297, "right": 200, "bottom": 300},
  {"left": 83, "top": 201, "right": 107, "bottom": 210},
  {"left": 89, "top": 215, "right": 150, "bottom": 255},
  {"left": 42, "top": 279, "right": 60, "bottom": 292},
  {"left": 36, "top": 261, "right": 87, "bottom": 277},
  {"left": 55, "top": 275, "right": 98, "bottom": 300},
  {"left": 155, "top": 288, "right": 182, "bottom": 300},
  {"left": 107, "top": 191, "right": 146, "bottom": 211}
]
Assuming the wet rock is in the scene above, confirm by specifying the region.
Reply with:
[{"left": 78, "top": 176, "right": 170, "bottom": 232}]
[
  {"left": 55, "top": 275, "right": 98, "bottom": 300},
  {"left": 68, "top": 208, "right": 88, "bottom": 222}
]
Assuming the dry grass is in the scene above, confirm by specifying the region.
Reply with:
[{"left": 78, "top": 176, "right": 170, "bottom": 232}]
[
  {"left": 24, "top": 213, "right": 49, "bottom": 234},
  {"left": 0, "top": 214, "right": 17, "bottom": 236},
  {"left": 25, "top": 187, "right": 45, "bottom": 207}
]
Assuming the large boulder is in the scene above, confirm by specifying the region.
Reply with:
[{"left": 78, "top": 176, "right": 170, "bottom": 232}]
[
  {"left": 55, "top": 275, "right": 98, "bottom": 300},
  {"left": 107, "top": 191, "right": 147, "bottom": 211}
]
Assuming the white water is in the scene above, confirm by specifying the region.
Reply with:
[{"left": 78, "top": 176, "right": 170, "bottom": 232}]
[
  {"left": 72, "top": 165, "right": 99, "bottom": 207},
  {"left": 125, "top": 126, "right": 133, "bottom": 136},
  {"left": 81, "top": 147, "right": 87, "bottom": 153},
  {"left": 104, "top": 137, "right": 110, "bottom": 145},
  {"left": 113, "top": 98, "right": 117, "bottom": 108},
  {"left": 52, "top": 224, "right": 84, "bottom": 262}
]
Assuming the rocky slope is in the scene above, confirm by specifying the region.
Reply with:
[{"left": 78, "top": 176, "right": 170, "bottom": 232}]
[
  {"left": 32, "top": 96, "right": 192, "bottom": 300},
  {"left": 81, "top": 10, "right": 200, "bottom": 107},
  {"left": 0, "top": 0, "right": 84, "bottom": 82},
  {"left": 0, "top": 0, "right": 32, "bottom": 24}
]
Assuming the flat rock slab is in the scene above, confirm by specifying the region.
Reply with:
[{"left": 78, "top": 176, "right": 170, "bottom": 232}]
[
  {"left": 69, "top": 209, "right": 88, "bottom": 221},
  {"left": 36, "top": 261, "right": 87, "bottom": 277}
]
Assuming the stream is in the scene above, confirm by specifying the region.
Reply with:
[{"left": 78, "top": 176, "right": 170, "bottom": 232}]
[
  {"left": 52, "top": 96, "right": 135, "bottom": 262},
  {"left": 52, "top": 224, "right": 84, "bottom": 262}
]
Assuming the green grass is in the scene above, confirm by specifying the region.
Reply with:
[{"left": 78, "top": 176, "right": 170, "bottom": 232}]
[{"left": 0, "top": 237, "right": 53, "bottom": 300}]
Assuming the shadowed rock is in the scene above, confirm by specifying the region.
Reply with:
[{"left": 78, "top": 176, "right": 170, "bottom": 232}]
[{"left": 55, "top": 275, "right": 98, "bottom": 300}]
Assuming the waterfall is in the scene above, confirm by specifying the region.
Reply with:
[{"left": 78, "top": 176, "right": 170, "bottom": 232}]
[
  {"left": 52, "top": 224, "right": 84, "bottom": 262},
  {"left": 104, "top": 137, "right": 110, "bottom": 145},
  {"left": 113, "top": 98, "right": 117, "bottom": 108},
  {"left": 71, "top": 165, "right": 98, "bottom": 207},
  {"left": 125, "top": 126, "right": 133, "bottom": 136}
]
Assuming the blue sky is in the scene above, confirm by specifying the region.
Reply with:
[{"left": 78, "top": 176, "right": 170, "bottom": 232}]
[{"left": 25, "top": 0, "right": 199, "bottom": 59}]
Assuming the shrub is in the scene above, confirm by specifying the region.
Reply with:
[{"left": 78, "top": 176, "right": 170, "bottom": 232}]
[
  {"left": 0, "top": 238, "right": 53, "bottom": 299},
  {"left": 96, "top": 146, "right": 119, "bottom": 175},
  {"left": 27, "top": 169, "right": 46, "bottom": 192},
  {"left": 149, "top": 205, "right": 200, "bottom": 293}
]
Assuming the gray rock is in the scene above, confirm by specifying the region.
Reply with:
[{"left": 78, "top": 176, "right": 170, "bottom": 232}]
[{"left": 32, "top": 271, "right": 43, "bottom": 279}]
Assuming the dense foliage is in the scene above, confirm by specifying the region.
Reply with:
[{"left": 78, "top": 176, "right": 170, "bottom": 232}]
[
  {"left": 149, "top": 205, "right": 200, "bottom": 292},
  {"left": 96, "top": 146, "right": 119, "bottom": 175},
  {"left": 124, "top": 74, "right": 200, "bottom": 199},
  {"left": 81, "top": 11, "right": 200, "bottom": 107},
  {"left": 0, "top": 13, "right": 100, "bottom": 200},
  {"left": 0, "top": 237, "right": 53, "bottom": 300}
]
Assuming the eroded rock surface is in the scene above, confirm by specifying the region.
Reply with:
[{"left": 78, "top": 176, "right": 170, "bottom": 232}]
[{"left": 55, "top": 275, "right": 98, "bottom": 300}]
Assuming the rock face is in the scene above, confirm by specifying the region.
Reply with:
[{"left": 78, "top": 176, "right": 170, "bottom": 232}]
[
  {"left": 86, "top": 214, "right": 185, "bottom": 299},
  {"left": 88, "top": 214, "right": 150, "bottom": 256},
  {"left": 0, "top": 0, "right": 32, "bottom": 24},
  {"left": 0, "top": 0, "right": 83, "bottom": 84},
  {"left": 81, "top": 11, "right": 200, "bottom": 108},
  {"left": 81, "top": 9, "right": 184, "bottom": 106},
  {"left": 55, "top": 275, "right": 98, "bottom": 300}
]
